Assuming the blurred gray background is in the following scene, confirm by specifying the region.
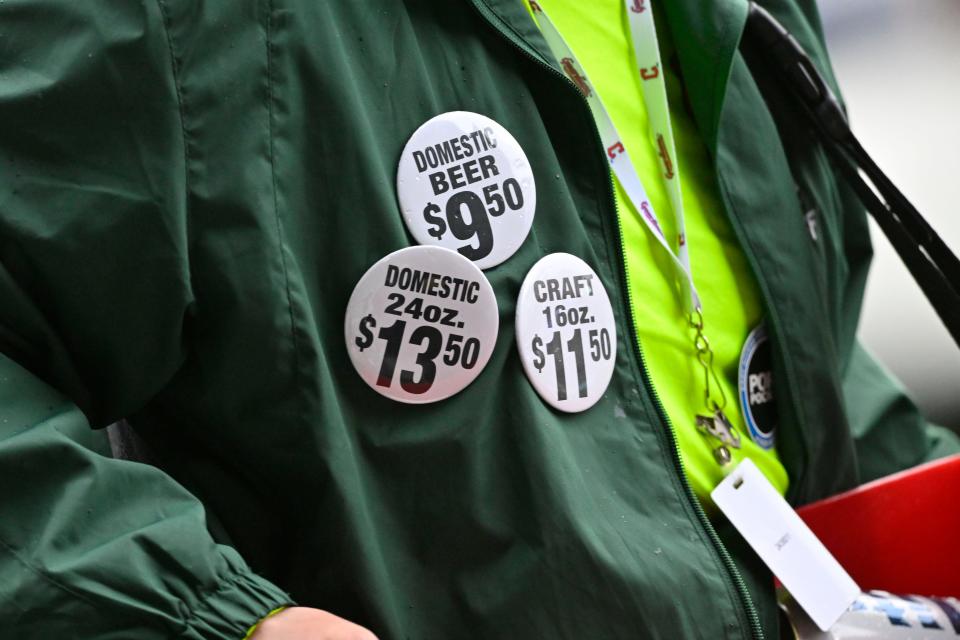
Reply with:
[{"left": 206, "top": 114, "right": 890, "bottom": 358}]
[{"left": 817, "top": 0, "right": 960, "bottom": 430}]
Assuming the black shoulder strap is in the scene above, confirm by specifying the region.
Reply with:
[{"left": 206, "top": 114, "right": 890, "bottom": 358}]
[{"left": 741, "top": 3, "right": 960, "bottom": 349}]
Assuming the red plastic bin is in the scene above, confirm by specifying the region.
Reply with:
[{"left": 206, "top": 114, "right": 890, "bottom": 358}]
[{"left": 797, "top": 453, "right": 960, "bottom": 597}]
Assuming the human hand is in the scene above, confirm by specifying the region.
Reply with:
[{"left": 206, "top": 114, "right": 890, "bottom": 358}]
[{"left": 249, "top": 607, "right": 378, "bottom": 640}]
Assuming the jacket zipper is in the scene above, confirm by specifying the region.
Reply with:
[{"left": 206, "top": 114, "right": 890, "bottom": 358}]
[
  {"left": 467, "top": 2, "right": 765, "bottom": 638},
  {"left": 610, "top": 175, "right": 766, "bottom": 640}
]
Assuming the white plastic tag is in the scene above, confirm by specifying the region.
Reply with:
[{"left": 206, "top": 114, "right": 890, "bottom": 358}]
[
  {"left": 515, "top": 253, "right": 616, "bottom": 412},
  {"left": 396, "top": 111, "right": 536, "bottom": 270},
  {"left": 712, "top": 459, "right": 859, "bottom": 631},
  {"left": 344, "top": 246, "right": 499, "bottom": 404}
]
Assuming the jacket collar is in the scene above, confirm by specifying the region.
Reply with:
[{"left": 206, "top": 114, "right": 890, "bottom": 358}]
[
  {"left": 659, "top": 0, "right": 748, "bottom": 155},
  {"left": 467, "top": 0, "right": 558, "bottom": 70},
  {"left": 471, "top": 0, "right": 749, "bottom": 155}
]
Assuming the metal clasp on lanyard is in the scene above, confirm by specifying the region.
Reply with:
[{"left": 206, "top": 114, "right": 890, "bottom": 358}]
[{"left": 691, "top": 308, "right": 741, "bottom": 465}]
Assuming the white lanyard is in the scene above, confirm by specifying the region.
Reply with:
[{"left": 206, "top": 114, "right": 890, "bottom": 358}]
[
  {"left": 530, "top": 0, "right": 743, "bottom": 463},
  {"left": 529, "top": 0, "right": 700, "bottom": 313}
]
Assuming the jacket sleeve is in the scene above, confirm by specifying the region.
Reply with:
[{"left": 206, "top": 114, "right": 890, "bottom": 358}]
[
  {"left": 842, "top": 342, "right": 960, "bottom": 482},
  {"left": 766, "top": 0, "right": 960, "bottom": 482},
  {"left": 0, "top": 2, "right": 290, "bottom": 637}
]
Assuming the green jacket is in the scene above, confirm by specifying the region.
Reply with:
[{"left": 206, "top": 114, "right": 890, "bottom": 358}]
[{"left": 0, "top": 0, "right": 955, "bottom": 638}]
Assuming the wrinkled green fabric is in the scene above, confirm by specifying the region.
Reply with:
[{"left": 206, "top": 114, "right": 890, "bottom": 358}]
[{"left": 0, "top": 0, "right": 955, "bottom": 639}]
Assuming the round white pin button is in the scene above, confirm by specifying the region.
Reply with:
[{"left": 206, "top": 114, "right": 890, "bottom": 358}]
[
  {"left": 345, "top": 246, "right": 499, "bottom": 404},
  {"left": 515, "top": 253, "right": 617, "bottom": 412},
  {"left": 396, "top": 111, "right": 536, "bottom": 270}
]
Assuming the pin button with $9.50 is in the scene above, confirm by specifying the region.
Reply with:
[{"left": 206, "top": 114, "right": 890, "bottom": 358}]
[{"left": 396, "top": 111, "right": 536, "bottom": 270}]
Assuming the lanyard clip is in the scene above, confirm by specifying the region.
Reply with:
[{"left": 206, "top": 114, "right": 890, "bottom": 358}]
[
  {"left": 689, "top": 308, "right": 727, "bottom": 412},
  {"left": 696, "top": 411, "right": 741, "bottom": 466}
]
